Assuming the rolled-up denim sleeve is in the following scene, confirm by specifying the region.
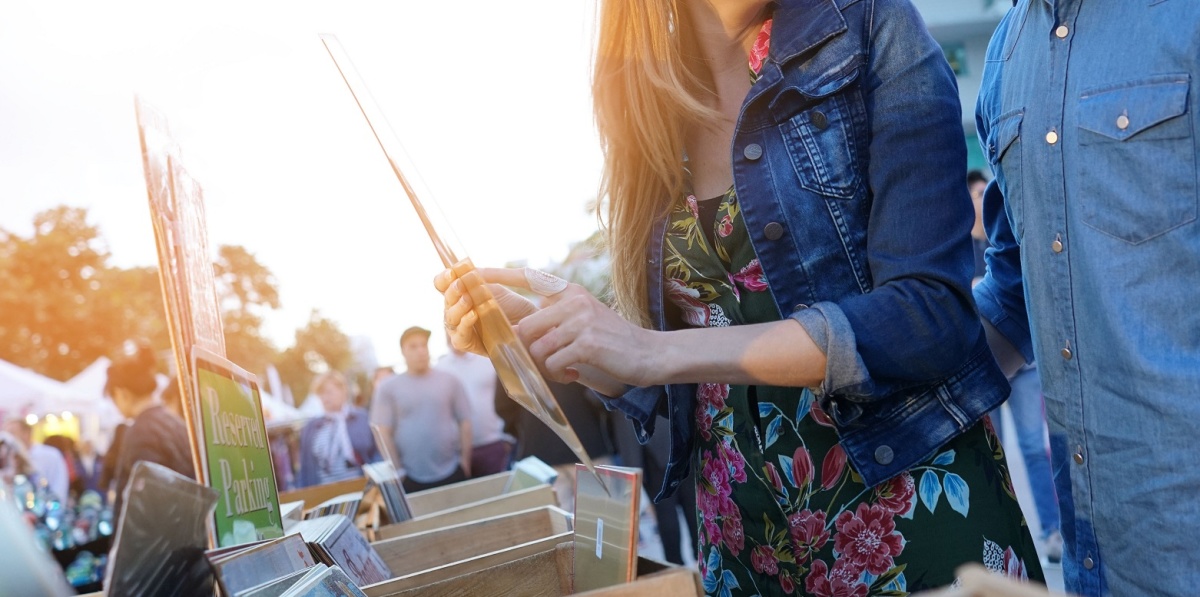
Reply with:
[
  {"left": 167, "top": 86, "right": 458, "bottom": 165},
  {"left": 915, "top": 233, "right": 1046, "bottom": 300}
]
[
  {"left": 833, "top": 0, "right": 985, "bottom": 391},
  {"left": 591, "top": 385, "right": 665, "bottom": 443},
  {"left": 791, "top": 303, "right": 872, "bottom": 400}
]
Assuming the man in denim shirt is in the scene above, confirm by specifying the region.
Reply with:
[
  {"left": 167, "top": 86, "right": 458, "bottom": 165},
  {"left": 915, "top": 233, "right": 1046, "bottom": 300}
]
[{"left": 975, "top": 1, "right": 1200, "bottom": 595}]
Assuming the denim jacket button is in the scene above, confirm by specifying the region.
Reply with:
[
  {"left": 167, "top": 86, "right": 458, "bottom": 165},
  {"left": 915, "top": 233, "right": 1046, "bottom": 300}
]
[
  {"left": 874, "top": 445, "right": 894, "bottom": 465},
  {"left": 764, "top": 222, "right": 784, "bottom": 240},
  {"left": 743, "top": 143, "right": 763, "bottom": 161},
  {"left": 811, "top": 110, "right": 829, "bottom": 130},
  {"left": 1083, "top": 555, "right": 1095, "bottom": 570}
]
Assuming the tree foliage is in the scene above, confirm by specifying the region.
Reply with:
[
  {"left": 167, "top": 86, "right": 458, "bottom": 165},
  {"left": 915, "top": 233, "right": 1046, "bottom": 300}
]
[
  {"left": 214, "top": 245, "right": 281, "bottom": 377},
  {"left": 0, "top": 207, "right": 169, "bottom": 379},
  {"left": 0, "top": 206, "right": 362, "bottom": 401},
  {"left": 275, "top": 310, "right": 354, "bottom": 407}
]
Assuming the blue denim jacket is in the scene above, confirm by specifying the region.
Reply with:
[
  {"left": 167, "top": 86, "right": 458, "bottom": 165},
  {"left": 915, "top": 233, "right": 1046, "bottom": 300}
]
[
  {"left": 609, "top": 0, "right": 1010, "bottom": 501},
  {"left": 975, "top": 1, "right": 1200, "bottom": 594}
]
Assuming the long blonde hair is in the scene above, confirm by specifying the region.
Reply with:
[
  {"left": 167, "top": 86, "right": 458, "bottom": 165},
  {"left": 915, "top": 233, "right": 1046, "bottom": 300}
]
[{"left": 593, "top": 0, "right": 717, "bottom": 326}]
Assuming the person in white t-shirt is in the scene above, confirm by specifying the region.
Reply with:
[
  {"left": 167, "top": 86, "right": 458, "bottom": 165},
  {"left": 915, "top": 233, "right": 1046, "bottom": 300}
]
[{"left": 436, "top": 339, "right": 513, "bottom": 477}]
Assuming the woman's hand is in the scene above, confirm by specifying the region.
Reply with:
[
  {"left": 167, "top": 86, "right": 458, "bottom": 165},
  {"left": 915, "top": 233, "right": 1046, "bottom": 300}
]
[
  {"left": 434, "top": 261, "right": 539, "bottom": 356},
  {"left": 434, "top": 263, "right": 660, "bottom": 392}
]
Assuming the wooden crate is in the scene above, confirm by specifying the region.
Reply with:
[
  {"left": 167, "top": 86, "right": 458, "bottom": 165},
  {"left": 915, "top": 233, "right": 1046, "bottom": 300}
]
[
  {"left": 365, "top": 542, "right": 701, "bottom": 597},
  {"left": 405, "top": 471, "right": 513, "bottom": 516},
  {"left": 365, "top": 506, "right": 572, "bottom": 594},
  {"left": 374, "top": 484, "right": 556, "bottom": 540},
  {"left": 277, "top": 477, "right": 367, "bottom": 511}
]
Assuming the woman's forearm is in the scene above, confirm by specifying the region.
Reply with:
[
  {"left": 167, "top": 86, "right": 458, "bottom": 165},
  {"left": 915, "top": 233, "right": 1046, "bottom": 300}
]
[{"left": 654, "top": 319, "right": 826, "bottom": 388}]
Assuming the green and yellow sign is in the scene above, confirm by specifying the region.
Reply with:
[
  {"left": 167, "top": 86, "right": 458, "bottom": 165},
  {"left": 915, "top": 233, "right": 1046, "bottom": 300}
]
[{"left": 193, "top": 348, "right": 283, "bottom": 547}]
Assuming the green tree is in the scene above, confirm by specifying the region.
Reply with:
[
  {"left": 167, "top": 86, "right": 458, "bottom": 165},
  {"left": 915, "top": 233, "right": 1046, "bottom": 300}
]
[
  {"left": 275, "top": 310, "right": 355, "bottom": 407},
  {"left": 0, "top": 206, "right": 168, "bottom": 379},
  {"left": 214, "top": 245, "right": 281, "bottom": 376}
]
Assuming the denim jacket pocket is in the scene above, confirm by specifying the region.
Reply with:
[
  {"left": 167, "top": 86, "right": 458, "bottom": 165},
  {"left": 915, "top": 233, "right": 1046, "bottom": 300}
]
[
  {"left": 776, "top": 83, "right": 867, "bottom": 200},
  {"left": 1077, "top": 75, "right": 1197, "bottom": 244},
  {"left": 988, "top": 108, "right": 1025, "bottom": 240}
]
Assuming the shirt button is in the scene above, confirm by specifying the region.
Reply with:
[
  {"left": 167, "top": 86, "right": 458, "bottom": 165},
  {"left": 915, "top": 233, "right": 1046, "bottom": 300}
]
[
  {"left": 1117, "top": 114, "right": 1130, "bottom": 130},
  {"left": 764, "top": 221, "right": 784, "bottom": 240},
  {"left": 1061, "top": 346, "right": 1073, "bottom": 360},
  {"left": 1055, "top": 25, "right": 1069, "bottom": 39},
  {"left": 1083, "top": 555, "right": 1095, "bottom": 570},
  {"left": 1052, "top": 238, "right": 1063, "bottom": 253},
  {"left": 1073, "top": 447, "right": 1085, "bottom": 465},
  {"left": 1045, "top": 130, "right": 1059, "bottom": 145},
  {"left": 743, "top": 143, "right": 763, "bottom": 161},
  {"left": 810, "top": 110, "right": 829, "bottom": 130},
  {"left": 874, "top": 445, "right": 894, "bottom": 465},
  {"left": 793, "top": 303, "right": 809, "bottom": 312}
]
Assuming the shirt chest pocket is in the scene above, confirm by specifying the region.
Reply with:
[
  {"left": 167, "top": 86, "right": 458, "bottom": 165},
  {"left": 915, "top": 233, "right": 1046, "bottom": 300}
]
[
  {"left": 1076, "top": 75, "right": 1197, "bottom": 244},
  {"left": 773, "top": 76, "right": 867, "bottom": 200},
  {"left": 988, "top": 109, "right": 1026, "bottom": 240}
]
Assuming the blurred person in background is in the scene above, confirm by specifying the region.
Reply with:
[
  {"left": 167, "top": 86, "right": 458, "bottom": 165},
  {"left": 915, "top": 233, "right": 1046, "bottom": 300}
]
[
  {"left": 3, "top": 420, "right": 69, "bottom": 502},
  {"left": 297, "top": 370, "right": 378, "bottom": 488},
  {"left": 371, "top": 327, "right": 473, "bottom": 492},
  {"left": 496, "top": 378, "right": 614, "bottom": 510},
  {"left": 106, "top": 341, "right": 193, "bottom": 521},
  {"left": 436, "top": 336, "right": 513, "bottom": 478}
]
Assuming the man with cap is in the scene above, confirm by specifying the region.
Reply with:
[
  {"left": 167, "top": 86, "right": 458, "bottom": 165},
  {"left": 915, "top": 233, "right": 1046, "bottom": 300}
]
[{"left": 370, "top": 326, "right": 473, "bottom": 492}]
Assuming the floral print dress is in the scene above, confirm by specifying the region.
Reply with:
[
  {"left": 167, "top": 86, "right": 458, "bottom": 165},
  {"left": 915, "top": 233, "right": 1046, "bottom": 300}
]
[{"left": 666, "top": 18, "right": 1044, "bottom": 597}]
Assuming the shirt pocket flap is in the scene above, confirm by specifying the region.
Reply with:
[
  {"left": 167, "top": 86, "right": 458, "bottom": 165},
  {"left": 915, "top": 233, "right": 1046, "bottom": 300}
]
[
  {"left": 1079, "top": 76, "right": 1190, "bottom": 142},
  {"left": 988, "top": 108, "right": 1023, "bottom": 164},
  {"left": 768, "top": 62, "right": 860, "bottom": 122}
]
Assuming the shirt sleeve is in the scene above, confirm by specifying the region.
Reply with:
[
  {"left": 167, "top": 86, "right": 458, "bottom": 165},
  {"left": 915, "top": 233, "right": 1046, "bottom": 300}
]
[
  {"left": 971, "top": 18, "right": 1035, "bottom": 363},
  {"left": 449, "top": 377, "right": 472, "bottom": 423},
  {"left": 827, "top": 0, "right": 986, "bottom": 395},
  {"left": 369, "top": 383, "right": 394, "bottom": 428},
  {"left": 791, "top": 303, "right": 872, "bottom": 400}
]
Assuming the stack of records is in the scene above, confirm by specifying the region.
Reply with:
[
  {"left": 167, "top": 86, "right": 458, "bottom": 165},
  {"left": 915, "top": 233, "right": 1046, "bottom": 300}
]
[
  {"left": 362, "top": 462, "right": 412, "bottom": 524},
  {"left": 303, "top": 492, "right": 363, "bottom": 520},
  {"left": 288, "top": 515, "right": 392, "bottom": 587},
  {"left": 207, "top": 534, "right": 315, "bottom": 596},
  {"left": 241, "top": 563, "right": 368, "bottom": 597}
]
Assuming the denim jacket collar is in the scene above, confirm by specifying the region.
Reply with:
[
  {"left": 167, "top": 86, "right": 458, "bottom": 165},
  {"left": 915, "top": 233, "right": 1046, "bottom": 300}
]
[{"left": 769, "top": 0, "right": 848, "bottom": 66}]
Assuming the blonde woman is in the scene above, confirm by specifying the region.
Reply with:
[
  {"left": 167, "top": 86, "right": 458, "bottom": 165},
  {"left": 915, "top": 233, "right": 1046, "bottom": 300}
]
[
  {"left": 297, "top": 370, "right": 379, "bottom": 488},
  {"left": 439, "top": 0, "right": 1042, "bottom": 593}
]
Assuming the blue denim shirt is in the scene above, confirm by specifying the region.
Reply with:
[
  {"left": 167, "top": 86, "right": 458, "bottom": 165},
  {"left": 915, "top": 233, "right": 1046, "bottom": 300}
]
[
  {"left": 975, "top": 1, "right": 1200, "bottom": 595},
  {"left": 608, "top": 0, "right": 1009, "bottom": 501}
]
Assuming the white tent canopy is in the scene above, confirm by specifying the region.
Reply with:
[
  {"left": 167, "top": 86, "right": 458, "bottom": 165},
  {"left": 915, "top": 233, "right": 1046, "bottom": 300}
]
[{"left": 0, "top": 358, "right": 96, "bottom": 420}]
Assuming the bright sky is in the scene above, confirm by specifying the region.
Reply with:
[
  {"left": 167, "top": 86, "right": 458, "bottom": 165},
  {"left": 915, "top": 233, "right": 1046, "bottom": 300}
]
[{"left": 0, "top": 1, "right": 603, "bottom": 370}]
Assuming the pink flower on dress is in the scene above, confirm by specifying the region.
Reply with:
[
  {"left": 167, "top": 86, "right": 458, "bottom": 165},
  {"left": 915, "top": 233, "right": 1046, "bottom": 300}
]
[
  {"left": 718, "top": 214, "right": 734, "bottom": 237},
  {"left": 696, "top": 404, "right": 714, "bottom": 441},
  {"left": 810, "top": 397, "right": 835, "bottom": 428},
  {"left": 793, "top": 445, "right": 814, "bottom": 489},
  {"left": 686, "top": 194, "right": 700, "bottom": 219},
  {"left": 833, "top": 503, "right": 905, "bottom": 576},
  {"left": 805, "top": 558, "right": 868, "bottom": 597},
  {"left": 697, "top": 382, "right": 729, "bottom": 411},
  {"left": 1002, "top": 546, "right": 1028, "bottom": 579},
  {"left": 666, "top": 278, "right": 709, "bottom": 327},
  {"left": 751, "top": 545, "right": 779, "bottom": 575},
  {"left": 723, "top": 509, "right": 745, "bottom": 556},
  {"left": 718, "top": 440, "right": 748, "bottom": 483},
  {"left": 788, "top": 509, "right": 830, "bottom": 562},
  {"left": 764, "top": 462, "right": 785, "bottom": 494},
  {"left": 748, "top": 19, "right": 773, "bottom": 75},
  {"left": 702, "top": 515, "right": 722, "bottom": 547},
  {"left": 701, "top": 451, "right": 731, "bottom": 498},
  {"left": 732, "top": 259, "right": 769, "bottom": 292},
  {"left": 779, "top": 570, "right": 796, "bottom": 595},
  {"left": 874, "top": 472, "right": 916, "bottom": 516},
  {"left": 821, "top": 444, "right": 848, "bottom": 490}
]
